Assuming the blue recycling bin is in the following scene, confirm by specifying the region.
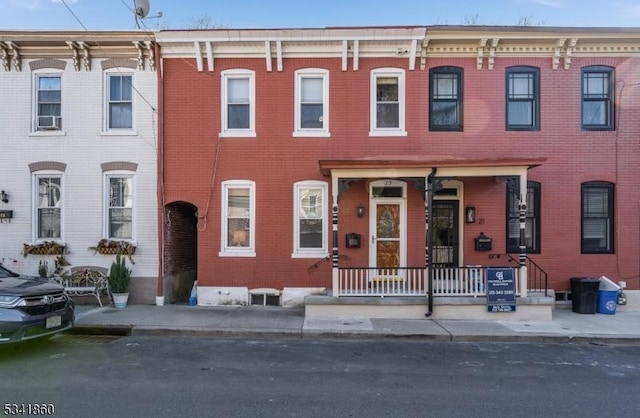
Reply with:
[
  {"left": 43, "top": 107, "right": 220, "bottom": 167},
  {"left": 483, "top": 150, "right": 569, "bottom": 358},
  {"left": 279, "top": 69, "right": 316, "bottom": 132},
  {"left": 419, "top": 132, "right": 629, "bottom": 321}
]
[{"left": 597, "top": 290, "right": 618, "bottom": 315}]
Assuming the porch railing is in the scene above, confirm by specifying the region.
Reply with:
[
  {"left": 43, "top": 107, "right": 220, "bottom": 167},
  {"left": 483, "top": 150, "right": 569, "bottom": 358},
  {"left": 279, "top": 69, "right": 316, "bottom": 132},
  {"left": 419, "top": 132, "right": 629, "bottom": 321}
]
[
  {"left": 338, "top": 267, "right": 426, "bottom": 297},
  {"left": 337, "top": 266, "right": 522, "bottom": 297},
  {"left": 489, "top": 254, "right": 549, "bottom": 296}
]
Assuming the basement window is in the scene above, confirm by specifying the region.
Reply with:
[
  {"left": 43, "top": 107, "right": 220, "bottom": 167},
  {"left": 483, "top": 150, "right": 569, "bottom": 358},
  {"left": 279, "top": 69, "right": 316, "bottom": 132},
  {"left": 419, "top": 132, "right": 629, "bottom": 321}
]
[{"left": 249, "top": 288, "right": 281, "bottom": 306}]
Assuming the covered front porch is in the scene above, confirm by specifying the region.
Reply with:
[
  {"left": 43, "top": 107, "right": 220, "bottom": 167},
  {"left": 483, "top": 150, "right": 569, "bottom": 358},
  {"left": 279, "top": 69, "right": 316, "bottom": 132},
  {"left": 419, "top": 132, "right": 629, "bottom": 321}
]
[{"left": 310, "top": 156, "right": 552, "bottom": 321}]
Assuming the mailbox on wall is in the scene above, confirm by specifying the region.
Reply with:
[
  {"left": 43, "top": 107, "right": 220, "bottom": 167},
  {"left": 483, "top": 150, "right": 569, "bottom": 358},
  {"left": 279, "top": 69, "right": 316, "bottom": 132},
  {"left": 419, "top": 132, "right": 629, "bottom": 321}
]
[
  {"left": 345, "top": 233, "right": 361, "bottom": 248},
  {"left": 0, "top": 210, "right": 13, "bottom": 222},
  {"left": 474, "top": 232, "right": 492, "bottom": 252}
]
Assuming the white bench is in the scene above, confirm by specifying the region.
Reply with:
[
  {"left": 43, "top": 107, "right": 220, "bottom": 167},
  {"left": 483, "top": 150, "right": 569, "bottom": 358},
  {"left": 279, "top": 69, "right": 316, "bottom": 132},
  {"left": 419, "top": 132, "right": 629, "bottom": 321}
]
[{"left": 52, "top": 266, "right": 110, "bottom": 306}]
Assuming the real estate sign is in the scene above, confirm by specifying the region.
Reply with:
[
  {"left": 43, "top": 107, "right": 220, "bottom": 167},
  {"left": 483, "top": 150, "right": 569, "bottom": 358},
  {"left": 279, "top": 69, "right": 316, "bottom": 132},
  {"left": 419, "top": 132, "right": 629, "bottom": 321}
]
[{"left": 486, "top": 267, "right": 516, "bottom": 312}]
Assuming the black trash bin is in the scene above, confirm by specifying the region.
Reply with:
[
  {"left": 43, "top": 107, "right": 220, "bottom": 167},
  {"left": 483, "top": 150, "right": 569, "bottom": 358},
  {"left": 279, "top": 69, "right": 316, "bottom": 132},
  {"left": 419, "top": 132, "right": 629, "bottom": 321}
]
[{"left": 570, "top": 277, "right": 599, "bottom": 314}]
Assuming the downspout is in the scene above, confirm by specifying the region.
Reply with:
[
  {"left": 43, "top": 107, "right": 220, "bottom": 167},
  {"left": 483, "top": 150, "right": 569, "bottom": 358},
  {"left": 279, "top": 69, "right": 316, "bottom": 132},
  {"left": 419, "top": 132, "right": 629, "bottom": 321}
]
[
  {"left": 155, "top": 42, "right": 165, "bottom": 301},
  {"left": 425, "top": 167, "right": 437, "bottom": 317}
]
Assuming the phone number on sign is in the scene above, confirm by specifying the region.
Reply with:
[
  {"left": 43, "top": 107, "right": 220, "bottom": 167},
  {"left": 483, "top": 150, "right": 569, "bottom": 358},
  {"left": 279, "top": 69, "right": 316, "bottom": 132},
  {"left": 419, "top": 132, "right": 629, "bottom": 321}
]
[{"left": 3, "top": 404, "right": 55, "bottom": 416}]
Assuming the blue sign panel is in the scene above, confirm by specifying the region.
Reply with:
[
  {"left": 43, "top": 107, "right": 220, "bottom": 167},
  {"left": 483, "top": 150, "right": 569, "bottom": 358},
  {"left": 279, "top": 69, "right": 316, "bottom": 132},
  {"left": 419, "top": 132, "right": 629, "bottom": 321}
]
[{"left": 486, "top": 267, "right": 516, "bottom": 313}]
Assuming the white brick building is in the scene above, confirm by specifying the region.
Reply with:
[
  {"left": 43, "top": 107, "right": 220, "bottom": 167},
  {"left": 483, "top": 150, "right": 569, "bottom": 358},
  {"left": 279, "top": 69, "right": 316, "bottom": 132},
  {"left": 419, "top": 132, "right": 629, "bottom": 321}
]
[{"left": 0, "top": 31, "right": 158, "bottom": 304}]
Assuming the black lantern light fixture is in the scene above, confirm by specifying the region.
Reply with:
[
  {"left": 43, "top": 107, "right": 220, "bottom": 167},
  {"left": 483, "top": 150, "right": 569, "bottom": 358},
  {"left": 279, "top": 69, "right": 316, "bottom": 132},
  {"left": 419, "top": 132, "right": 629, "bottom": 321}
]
[
  {"left": 0, "top": 190, "right": 8, "bottom": 204},
  {"left": 465, "top": 206, "right": 476, "bottom": 223},
  {"left": 357, "top": 204, "right": 365, "bottom": 218}
]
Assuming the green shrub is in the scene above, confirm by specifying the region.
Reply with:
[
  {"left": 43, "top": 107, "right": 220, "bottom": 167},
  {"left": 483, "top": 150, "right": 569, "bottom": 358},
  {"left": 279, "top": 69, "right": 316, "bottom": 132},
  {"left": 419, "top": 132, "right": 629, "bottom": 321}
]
[{"left": 108, "top": 253, "right": 131, "bottom": 294}]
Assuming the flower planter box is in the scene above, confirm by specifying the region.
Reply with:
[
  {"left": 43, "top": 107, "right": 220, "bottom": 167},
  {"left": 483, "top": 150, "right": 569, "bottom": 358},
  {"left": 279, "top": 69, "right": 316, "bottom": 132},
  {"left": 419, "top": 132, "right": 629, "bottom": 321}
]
[
  {"left": 97, "top": 246, "right": 136, "bottom": 255},
  {"left": 23, "top": 243, "right": 67, "bottom": 256}
]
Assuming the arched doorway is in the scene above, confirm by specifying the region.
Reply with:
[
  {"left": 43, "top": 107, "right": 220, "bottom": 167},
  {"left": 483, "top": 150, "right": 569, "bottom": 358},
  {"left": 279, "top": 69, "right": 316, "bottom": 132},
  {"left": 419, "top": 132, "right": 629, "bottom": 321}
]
[{"left": 163, "top": 201, "right": 198, "bottom": 303}]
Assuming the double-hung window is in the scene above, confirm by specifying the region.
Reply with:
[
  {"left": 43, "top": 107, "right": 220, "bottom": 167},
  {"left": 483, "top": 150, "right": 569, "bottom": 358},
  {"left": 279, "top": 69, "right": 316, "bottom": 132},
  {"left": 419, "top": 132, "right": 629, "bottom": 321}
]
[
  {"left": 106, "top": 73, "right": 133, "bottom": 130},
  {"left": 221, "top": 180, "right": 255, "bottom": 257},
  {"left": 581, "top": 66, "right": 614, "bottom": 130},
  {"left": 105, "top": 175, "right": 134, "bottom": 240},
  {"left": 35, "top": 74, "right": 62, "bottom": 131},
  {"left": 581, "top": 181, "right": 614, "bottom": 254},
  {"left": 370, "top": 68, "right": 406, "bottom": 136},
  {"left": 33, "top": 174, "right": 63, "bottom": 240},
  {"left": 221, "top": 70, "right": 256, "bottom": 137},
  {"left": 293, "top": 181, "right": 328, "bottom": 257},
  {"left": 506, "top": 182, "right": 540, "bottom": 253},
  {"left": 429, "top": 67, "right": 463, "bottom": 131},
  {"left": 294, "top": 69, "right": 329, "bottom": 137},
  {"left": 506, "top": 66, "right": 539, "bottom": 130}
]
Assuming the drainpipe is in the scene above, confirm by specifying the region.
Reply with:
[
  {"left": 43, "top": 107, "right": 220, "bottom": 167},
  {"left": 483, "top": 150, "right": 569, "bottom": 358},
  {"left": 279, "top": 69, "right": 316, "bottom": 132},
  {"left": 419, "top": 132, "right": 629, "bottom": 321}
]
[
  {"left": 425, "top": 168, "right": 437, "bottom": 317},
  {"left": 155, "top": 41, "right": 165, "bottom": 303}
]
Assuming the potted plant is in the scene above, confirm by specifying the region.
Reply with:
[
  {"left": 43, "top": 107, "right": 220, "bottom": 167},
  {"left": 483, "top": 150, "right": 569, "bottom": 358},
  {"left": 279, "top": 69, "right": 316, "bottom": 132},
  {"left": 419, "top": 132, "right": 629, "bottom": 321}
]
[
  {"left": 108, "top": 253, "right": 131, "bottom": 308},
  {"left": 38, "top": 260, "right": 50, "bottom": 278}
]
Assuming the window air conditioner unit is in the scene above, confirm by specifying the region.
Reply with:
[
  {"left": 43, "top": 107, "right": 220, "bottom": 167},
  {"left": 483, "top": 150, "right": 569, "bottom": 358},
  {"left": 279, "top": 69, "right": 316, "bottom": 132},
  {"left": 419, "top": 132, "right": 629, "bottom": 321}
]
[{"left": 37, "top": 116, "right": 62, "bottom": 130}]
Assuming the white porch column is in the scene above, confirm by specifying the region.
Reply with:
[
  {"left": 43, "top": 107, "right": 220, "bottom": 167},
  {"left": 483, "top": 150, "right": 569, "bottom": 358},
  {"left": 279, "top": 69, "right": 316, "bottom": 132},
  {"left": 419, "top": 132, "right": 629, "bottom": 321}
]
[
  {"left": 331, "top": 174, "right": 340, "bottom": 295},
  {"left": 518, "top": 172, "right": 528, "bottom": 297}
]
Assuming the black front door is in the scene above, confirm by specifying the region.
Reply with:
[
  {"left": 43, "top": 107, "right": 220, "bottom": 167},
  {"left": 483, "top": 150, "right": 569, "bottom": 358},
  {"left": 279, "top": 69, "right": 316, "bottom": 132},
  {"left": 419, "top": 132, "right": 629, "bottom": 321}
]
[{"left": 431, "top": 201, "right": 459, "bottom": 267}]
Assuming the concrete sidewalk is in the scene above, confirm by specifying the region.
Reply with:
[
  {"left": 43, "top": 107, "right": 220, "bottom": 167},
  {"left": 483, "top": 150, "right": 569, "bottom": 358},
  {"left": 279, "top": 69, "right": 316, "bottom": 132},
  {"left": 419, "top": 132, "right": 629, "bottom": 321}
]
[{"left": 73, "top": 303, "right": 640, "bottom": 345}]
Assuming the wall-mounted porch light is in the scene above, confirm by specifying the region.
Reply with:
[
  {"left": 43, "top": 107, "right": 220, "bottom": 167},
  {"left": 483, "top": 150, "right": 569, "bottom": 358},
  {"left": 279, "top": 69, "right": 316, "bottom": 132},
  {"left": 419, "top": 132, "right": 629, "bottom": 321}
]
[
  {"left": 465, "top": 206, "right": 476, "bottom": 223},
  {"left": 357, "top": 204, "right": 365, "bottom": 218},
  {"left": 0, "top": 190, "right": 8, "bottom": 204}
]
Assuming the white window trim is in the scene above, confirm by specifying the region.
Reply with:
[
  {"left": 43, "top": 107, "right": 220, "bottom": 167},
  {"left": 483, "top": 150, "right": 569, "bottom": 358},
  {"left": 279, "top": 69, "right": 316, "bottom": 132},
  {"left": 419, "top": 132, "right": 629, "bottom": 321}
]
[
  {"left": 31, "top": 70, "right": 65, "bottom": 136},
  {"left": 220, "top": 69, "right": 256, "bottom": 138},
  {"left": 292, "top": 181, "right": 329, "bottom": 258},
  {"left": 293, "top": 69, "right": 330, "bottom": 138},
  {"left": 369, "top": 68, "right": 407, "bottom": 137},
  {"left": 103, "top": 171, "right": 136, "bottom": 243},
  {"left": 31, "top": 171, "right": 64, "bottom": 244},
  {"left": 102, "top": 69, "right": 136, "bottom": 135},
  {"left": 220, "top": 180, "right": 256, "bottom": 257}
]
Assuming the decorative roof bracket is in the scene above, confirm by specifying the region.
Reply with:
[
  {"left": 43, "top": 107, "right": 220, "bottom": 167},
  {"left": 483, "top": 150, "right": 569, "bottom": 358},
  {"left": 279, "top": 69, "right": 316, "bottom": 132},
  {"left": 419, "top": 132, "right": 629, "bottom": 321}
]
[
  {"left": 477, "top": 38, "right": 488, "bottom": 70},
  {"left": 276, "top": 40, "right": 283, "bottom": 72},
  {"left": 409, "top": 39, "right": 417, "bottom": 71},
  {"left": 78, "top": 41, "right": 90, "bottom": 71},
  {"left": 3, "top": 41, "right": 20, "bottom": 71},
  {"left": 265, "top": 41, "right": 272, "bottom": 72},
  {"left": 193, "top": 41, "right": 203, "bottom": 71},
  {"left": 0, "top": 43, "right": 8, "bottom": 71},
  {"left": 133, "top": 40, "right": 145, "bottom": 70},
  {"left": 488, "top": 38, "right": 499, "bottom": 70},
  {"left": 353, "top": 40, "right": 359, "bottom": 71},
  {"left": 145, "top": 40, "right": 156, "bottom": 71},
  {"left": 66, "top": 41, "right": 80, "bottom": 71},
  {"left": 553, "top": 38, "right": 566, "bottom": 70},
  {"left": 564, "top": 38, "right": 578, "bottom": 70},
  {"left": 420, "top": 38, "right": 429, "bottom": 70},
  {"left": 341, "top": 40, "right": 348, "bottom": 71}
]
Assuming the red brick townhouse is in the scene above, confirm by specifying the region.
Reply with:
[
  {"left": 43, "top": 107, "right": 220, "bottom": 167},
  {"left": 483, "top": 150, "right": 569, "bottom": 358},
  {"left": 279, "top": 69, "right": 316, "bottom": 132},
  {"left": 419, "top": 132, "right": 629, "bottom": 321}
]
[{"left": 155, "top": 26, "right": 640, "bottom": 320}]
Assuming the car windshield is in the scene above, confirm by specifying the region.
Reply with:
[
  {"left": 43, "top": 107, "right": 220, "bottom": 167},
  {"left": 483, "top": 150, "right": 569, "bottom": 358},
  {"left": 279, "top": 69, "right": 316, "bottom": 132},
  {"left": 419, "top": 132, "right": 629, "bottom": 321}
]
[{"left": 0, "top": 265, "right": 20, "bottom": 278}]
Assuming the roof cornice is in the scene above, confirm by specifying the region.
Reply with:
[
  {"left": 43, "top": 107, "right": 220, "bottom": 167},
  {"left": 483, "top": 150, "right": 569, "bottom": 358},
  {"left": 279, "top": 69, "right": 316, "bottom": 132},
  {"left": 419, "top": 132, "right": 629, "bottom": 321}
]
[{"left": 0, "top": 30, "right": 156, "bottom": 72}]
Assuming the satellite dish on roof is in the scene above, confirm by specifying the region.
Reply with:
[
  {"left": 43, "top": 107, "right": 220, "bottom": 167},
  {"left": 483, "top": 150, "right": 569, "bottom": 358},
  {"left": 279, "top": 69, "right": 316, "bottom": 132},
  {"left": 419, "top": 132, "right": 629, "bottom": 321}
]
[{"left": 133, "top": 0, "right": 150, "bottom": 18}]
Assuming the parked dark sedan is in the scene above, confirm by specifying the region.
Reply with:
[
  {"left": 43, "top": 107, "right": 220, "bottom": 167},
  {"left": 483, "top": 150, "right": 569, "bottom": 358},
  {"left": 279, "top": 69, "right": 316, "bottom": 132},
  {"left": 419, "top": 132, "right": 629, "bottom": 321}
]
[{"left": 0, "top": 264, "right": 74, "bottom": 343}]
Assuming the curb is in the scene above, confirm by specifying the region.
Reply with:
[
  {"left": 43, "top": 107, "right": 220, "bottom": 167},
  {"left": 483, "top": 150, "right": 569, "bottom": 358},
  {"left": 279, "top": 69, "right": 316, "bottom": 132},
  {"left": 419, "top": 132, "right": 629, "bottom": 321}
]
[
  {"left": 70, "top": 324, "right": 132, "bottom": 336},
  {"left": 69, "top": 323, "right": 640, "bottom": 345}
]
